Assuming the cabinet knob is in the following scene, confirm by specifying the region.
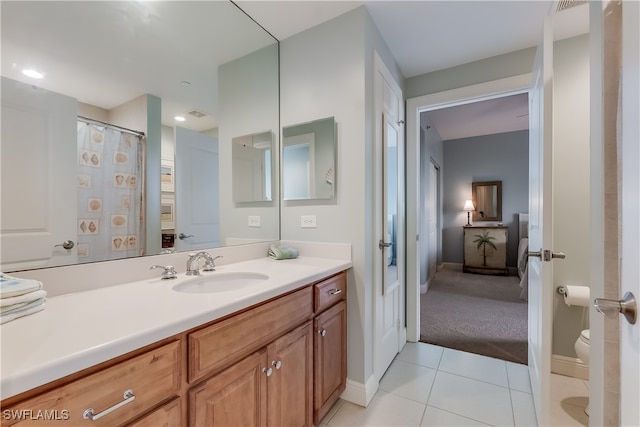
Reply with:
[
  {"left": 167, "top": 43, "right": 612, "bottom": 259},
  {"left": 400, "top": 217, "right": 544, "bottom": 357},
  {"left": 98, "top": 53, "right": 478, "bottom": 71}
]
[
  {"left": 318, "top": 329, "right": 327, "bottom": 337},
  {"left": 262, "top": 367, "right": 273, "bottom": 377},
  {"left": 272, "top": 360, "right": 282, "bottom": 370}
]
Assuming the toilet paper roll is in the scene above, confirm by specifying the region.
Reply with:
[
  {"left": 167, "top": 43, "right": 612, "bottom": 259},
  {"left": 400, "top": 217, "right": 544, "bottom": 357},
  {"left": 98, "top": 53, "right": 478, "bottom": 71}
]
[{"left": 563, "top": 285, "right": 590, "bottom": 307}]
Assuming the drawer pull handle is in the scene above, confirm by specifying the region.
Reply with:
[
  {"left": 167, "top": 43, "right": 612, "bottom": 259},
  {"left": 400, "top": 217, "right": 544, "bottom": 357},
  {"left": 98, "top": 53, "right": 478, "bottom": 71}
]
[
  {"left": 328, "top": 289, "right": 342, "bottom": 296},
  {"left": 83, "top": 389, "right": 135, "bottom": 421},
  {"left": 272, "top": 360, "right": 282, "bottom": 370},
  {"left": 318, "top": 329, "right": 327, "bottom": 337}
]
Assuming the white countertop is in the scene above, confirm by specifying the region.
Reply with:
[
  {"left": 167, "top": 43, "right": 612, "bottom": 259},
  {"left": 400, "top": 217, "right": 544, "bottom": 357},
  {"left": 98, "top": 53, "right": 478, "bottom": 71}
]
[{"left": 0, "top": 256, "right": 351, "bottom": 400}]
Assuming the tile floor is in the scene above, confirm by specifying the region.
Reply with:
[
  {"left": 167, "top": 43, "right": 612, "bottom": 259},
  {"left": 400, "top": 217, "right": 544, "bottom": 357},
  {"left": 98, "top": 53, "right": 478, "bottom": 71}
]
[{"left": 319, "top": 342, "right": 589, "bottom": 427}]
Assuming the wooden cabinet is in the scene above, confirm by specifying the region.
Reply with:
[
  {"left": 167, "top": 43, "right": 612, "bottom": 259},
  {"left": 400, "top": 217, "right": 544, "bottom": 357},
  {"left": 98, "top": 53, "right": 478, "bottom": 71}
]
[
  {"left": 127, "top": 398, "right": 181, "bottom": 427},
  {"left": 313, "top": 301, "right": 347, "bottom": 424},
  {"left": 2, "top": 270, "right": 348, "bottom": 427},
  {"left": 463, "top": 226, "right": 508, "bottom": 275},
  {"left": 266, "top": 322, "right": 313, "bottom": 427},
  {"left": 312, "top": 272, "right": 347, "bottom": 425},
  {"left": 189, "top": 349, "right": 268, "bottom": 427},
  {"left": 189, "top": 322, "right": 313, "bottom": 427},
  {"left": 188, "top": 286, "right": 313, "bottom": 383},
  {"left": 1, "top": 341, "right": 181, "bottom": 427}
]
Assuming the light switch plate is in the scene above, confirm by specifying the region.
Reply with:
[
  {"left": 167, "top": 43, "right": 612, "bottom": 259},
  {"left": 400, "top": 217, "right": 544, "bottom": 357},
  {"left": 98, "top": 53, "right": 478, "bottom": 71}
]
[
  {"left": 301, "top": 215, "right": 317, "bottom": 228},
  {"left": 248, "top": 215, "right": 261, "bottom": 227}
]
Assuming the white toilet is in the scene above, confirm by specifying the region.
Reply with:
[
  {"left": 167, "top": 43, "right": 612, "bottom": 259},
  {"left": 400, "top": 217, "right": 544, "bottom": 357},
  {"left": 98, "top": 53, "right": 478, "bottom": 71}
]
[
  {"left": 574, "top": 329, "right": 590, "bottom": 415},
  {"left": 574, "top": 329, "right": 590, "bottom": 365}
]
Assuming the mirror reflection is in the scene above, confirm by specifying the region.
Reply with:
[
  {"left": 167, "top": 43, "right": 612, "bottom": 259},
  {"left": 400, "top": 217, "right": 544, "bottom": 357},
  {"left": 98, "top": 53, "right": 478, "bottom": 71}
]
[
  {"left": 282, "top": 117, "right": 336, "bottom": 201},
  {"left": 0, "top": 1, "right": 280, "bottom": 272},
  {"left": 232, "top": 131, "right": 274, "bottom": 203},
  {"left": 472, "top": 181, "right": 502, "bottom": 221}
]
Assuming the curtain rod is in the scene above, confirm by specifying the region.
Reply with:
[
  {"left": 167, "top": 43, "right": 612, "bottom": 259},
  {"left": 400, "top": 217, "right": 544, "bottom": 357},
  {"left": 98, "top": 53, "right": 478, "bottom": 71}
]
[{"left": 77, "top": 115, "right": 146, "bottom": 137}]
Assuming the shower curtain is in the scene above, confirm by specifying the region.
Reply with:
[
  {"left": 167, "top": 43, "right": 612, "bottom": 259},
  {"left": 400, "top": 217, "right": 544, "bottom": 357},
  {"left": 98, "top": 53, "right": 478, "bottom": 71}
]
[{"left": 76, "top": 121, "right": 145, "bottom": 263}]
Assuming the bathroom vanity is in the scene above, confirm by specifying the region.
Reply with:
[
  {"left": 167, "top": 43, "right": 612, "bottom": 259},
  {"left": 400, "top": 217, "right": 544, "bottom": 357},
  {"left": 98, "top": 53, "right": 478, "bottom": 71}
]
[{"left": 0, "top": 256, "right": 349, "bottom": 426}]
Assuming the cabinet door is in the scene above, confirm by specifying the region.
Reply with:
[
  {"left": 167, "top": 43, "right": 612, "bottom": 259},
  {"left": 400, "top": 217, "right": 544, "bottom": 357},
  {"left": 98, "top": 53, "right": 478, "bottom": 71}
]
[
  {"left": 189, "top": 350, "right": 267, "bottom": 427},
  {"left": 127, "top": 398, "right": 181, "bottom": 427},
  {"left": 313, "top": 301, "right": 347, "bottom": 424},
  {"left": 266, "top": 322, "right": 313, "bottom": 427}
]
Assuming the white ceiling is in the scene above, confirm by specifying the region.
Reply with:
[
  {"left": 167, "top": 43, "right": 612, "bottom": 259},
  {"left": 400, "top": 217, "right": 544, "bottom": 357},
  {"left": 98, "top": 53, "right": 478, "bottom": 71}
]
[
  {"left": 237, "top": 0, "right": 590, "bottom": 140},
  {"left": 2, "top": 1, "right": 590, "bottom": 138}
]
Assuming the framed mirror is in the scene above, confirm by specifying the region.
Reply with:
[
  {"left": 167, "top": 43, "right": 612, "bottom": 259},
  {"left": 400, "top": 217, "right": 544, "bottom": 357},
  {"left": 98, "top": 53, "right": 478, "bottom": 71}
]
[
  {"left": 0, "top": 1, "right": 279, "bottom": 272},
  {"left": 282, "top": 117, "right": 336, "bottom": 201},
  {"left": 472, "top": 181, "right": 502, "bottom": 222}
]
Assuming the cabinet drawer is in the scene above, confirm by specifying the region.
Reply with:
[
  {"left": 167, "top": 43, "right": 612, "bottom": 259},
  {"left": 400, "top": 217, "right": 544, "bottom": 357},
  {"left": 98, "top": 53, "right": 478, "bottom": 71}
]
[
  {"left": 188, "top": 286, "right": 313, "bottom": 382},
  {"left": 314, "top": 272, "right": 346, "bottom": 313},
  {"left": 3, "top": 341, "right": 180, "bottom": 426}
]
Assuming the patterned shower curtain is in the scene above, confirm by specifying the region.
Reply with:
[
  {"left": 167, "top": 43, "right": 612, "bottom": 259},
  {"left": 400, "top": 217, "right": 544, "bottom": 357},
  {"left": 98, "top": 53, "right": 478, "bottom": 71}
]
[{"left": 76, "top": 121, "right": 145, "bottom": 263}]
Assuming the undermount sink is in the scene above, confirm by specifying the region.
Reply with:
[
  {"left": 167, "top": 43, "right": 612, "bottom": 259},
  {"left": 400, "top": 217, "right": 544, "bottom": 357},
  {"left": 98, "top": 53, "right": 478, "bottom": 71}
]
[{"left": 172, "top": 272, "right": 269, "bottom": 294}]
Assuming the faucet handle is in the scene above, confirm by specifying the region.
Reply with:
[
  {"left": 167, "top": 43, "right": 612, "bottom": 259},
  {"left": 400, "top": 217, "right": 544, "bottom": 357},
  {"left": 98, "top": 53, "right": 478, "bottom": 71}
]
[
  {"left": 150, "top": 265, "right": 178, "bottom": 280},
  {"left": 202, "top": 255, "right": 223, "bottom": 272}
]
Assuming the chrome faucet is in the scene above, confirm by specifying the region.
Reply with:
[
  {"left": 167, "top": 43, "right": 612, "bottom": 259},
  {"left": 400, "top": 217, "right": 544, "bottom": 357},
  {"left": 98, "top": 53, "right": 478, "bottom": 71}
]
[
  {"left": 186, "top": 252, "right": 223, "bottom": 276},
  {"left": 150, "top": 264, "right": 178, "bottom": 280}
]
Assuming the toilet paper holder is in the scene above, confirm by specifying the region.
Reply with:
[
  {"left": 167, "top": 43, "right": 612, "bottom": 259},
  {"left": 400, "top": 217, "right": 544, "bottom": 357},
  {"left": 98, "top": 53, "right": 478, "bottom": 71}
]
[{"left": 556, "top": 286, "right": 567, "bottom": 295}]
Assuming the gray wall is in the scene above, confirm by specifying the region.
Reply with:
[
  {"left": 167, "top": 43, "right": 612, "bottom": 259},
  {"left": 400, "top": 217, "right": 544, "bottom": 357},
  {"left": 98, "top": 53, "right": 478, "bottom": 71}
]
[
  {"left": 442, "top": 130, "right": 529, "bottom": 267},
  {"left": 280, "top": 5, "right": 403, "bottom": 388},
  {"left": 406, "top": 47, "right": 536, "bottom": 99}
]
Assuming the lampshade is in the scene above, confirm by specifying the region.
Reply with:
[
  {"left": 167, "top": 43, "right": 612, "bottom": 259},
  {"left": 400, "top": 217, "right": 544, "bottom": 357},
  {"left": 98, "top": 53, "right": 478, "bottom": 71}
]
[{"left": 463, "top": 200, "right": 475, "bottom": 212}]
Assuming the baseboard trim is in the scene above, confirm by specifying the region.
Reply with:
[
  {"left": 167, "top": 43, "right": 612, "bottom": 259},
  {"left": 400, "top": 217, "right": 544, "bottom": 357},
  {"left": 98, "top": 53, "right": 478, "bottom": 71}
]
[
  {"left": 440, "top": 262, "right": 462, "bottom": 271},
  {"left": 340, "top": 374, "right": 379, "bottom": 407},
  {"left": 551, "top": 354, "right": 589, "bottom": 381}
]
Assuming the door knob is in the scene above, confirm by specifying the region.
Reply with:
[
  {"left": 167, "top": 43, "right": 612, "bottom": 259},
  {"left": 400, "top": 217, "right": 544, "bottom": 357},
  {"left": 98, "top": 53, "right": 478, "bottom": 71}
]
[
  {"left": 178, "top": 233, "right": 194, "bottom": 240},
  {"left": 54, "top": 240, "right": 75, "bottom": 250},
  {"left": 594, "top": 292, "right": 637, "bottom": 325},
  {"left": 528, "top": 249, "right": 566, "bottom": 262},
  {"left": 379, "top": 240, "right": 392, "bottom": 250}
]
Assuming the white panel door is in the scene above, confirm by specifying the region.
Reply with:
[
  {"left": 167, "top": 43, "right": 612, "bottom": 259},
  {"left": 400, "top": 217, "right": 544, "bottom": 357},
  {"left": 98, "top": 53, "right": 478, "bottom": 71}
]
[
  {"left": 620, "top": 1, "right": 640, "bottom": 424},
  {"left": 374, "top": 53, "right": 405, "bottom": 381},
  {"left": 175, "top": 126, "right": 220, "bottom": 252},
  {"left": 527, "top": 16, "right": 554, "bottom": 426},
  {"left": 0, "top": 77, "right": 77, "bottom": 270}
]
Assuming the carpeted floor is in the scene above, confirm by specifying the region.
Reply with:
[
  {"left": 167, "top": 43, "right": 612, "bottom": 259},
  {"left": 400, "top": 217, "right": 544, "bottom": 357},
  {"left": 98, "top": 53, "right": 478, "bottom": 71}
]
[{"left": 420, "top": 268, "right": 528, "bottom": 365}]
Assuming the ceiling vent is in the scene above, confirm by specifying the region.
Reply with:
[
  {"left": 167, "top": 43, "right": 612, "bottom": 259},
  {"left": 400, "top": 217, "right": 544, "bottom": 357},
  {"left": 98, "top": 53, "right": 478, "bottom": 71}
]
[
  {"left": 556, "top": 0, "right": 588, "bottom": 12},
  {"left": 185, "top": 109, "right": 209, "bottom": 118}
]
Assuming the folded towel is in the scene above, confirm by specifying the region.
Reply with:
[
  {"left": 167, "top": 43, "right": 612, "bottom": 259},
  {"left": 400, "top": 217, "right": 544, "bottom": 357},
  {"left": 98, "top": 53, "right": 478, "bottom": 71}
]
[
  {"left": 1, "top": 296, "right": 46, "bottom": 316},
  {"left": 0, "top": 273, "right": 43, "bottom": 298},
  {"left": 0, "top": 289, "right": 47, "bottom": 307},
  {"left": 0, "top": 300, "right": 46, "bottom": 325},
  {"left": 268, "top": 245, "right": 299, "bottom": 260}
]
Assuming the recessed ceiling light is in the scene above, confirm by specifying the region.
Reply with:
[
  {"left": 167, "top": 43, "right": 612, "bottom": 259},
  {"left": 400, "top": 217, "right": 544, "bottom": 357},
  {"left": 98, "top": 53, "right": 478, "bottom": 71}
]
[
  {"left": 174, "top": 116, "right": 186, "bottom": 122},
  {"left": 22, "top": 69, "right": 44, "bottom": 79}
]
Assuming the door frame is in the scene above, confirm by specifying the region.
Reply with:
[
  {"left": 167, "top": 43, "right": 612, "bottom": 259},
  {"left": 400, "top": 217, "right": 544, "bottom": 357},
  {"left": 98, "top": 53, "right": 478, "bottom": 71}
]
[{"left": 406, "top": 74, "right": 531, "bottom": 342}]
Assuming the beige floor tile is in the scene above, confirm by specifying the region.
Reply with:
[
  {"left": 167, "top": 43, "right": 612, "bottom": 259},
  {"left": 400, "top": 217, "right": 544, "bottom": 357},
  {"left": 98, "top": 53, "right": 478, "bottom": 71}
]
[
  {"left": 396, "top": 342, "right": 443, "bottom": 369},
  {"left": 328, "top": 391, "right": 426, "bottom": 427},
  {"left": 379, "top": 359, "right": 437, "bottom": 404}
]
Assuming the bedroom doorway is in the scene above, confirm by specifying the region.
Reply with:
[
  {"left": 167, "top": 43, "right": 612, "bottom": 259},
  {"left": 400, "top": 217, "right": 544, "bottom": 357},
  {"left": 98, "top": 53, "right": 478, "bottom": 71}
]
[
  {"left": 412, "top": 88, "right": 531, "bottom": 365},
  {"left": 406, "top": 74, "right": 532, "bottom": 345}
]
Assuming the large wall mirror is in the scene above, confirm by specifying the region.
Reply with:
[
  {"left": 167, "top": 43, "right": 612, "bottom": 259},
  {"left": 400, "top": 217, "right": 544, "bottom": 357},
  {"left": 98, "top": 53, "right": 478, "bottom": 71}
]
[
  {"left": 0, "top": 1, "right": 280, "bottom": 272},
  {"left": 472, "top": 181, "right": 502, "bottom": 222},
  {"left": 282, "top": 117, "right": 336, "bottom": 201}
]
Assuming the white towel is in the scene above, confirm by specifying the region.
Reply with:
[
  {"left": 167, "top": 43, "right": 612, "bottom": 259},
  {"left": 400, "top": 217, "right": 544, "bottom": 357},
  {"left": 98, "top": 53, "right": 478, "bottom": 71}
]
[
  {"left": 0, "top": 300, "right": 46, "bottom": 324},
  {"left": 0, "top": 289, "right": 47, "bottom": 307},
  {"left": 1, "top": 296, "right": 46, "bottom": 316},
  {"left": 0, "top": 273, "right": 43, "bottom": 298}
]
